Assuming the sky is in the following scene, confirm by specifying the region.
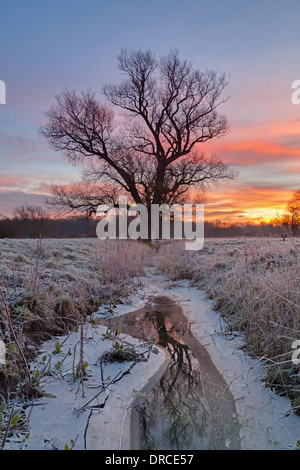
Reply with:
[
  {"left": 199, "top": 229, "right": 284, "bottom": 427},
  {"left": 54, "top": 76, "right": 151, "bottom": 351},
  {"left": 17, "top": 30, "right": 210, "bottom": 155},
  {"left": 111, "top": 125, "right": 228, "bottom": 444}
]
[{"left": 1, "top": 0, "right": 300, "bottom": 223}]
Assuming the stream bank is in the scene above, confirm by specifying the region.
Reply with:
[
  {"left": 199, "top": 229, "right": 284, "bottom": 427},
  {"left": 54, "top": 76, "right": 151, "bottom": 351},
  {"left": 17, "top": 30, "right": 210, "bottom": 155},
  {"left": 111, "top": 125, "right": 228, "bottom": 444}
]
[
  {"left": 132, "top": 268, "right": 300, "bottom": 450},
  {"left": 8, "top": 267, "right": 300, "bottom": 450}
]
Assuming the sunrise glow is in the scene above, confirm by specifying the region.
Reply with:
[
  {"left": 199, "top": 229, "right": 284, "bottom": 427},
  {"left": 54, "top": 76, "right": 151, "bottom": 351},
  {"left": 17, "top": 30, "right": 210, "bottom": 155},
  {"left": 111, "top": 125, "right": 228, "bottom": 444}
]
[{"left": 0, "top": 1, "right": 300, "bottom": 225}]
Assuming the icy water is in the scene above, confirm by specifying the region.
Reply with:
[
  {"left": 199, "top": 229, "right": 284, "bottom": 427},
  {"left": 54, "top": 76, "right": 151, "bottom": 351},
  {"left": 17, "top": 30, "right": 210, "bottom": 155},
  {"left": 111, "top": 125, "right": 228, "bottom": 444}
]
[{"left": 101, "top": 296, "right": 241, "bottom": 450}]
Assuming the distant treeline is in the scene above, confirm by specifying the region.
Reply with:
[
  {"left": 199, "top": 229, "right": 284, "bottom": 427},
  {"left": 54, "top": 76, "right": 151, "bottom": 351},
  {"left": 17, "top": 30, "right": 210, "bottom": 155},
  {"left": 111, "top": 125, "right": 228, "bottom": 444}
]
[
  {"left": 0, "top": 215, "right": 97, "bottom": 239},
  {"left": 0, "top": 214, "right": 290, "bottom": 239},
  {"left": 203, "top": 221, "right": 288, "bottom": 238}
]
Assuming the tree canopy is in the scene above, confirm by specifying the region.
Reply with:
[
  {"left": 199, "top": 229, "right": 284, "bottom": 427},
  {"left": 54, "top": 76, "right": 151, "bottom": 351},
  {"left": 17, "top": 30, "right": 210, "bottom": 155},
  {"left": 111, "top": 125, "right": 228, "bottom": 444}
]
[{"left": 40, "top": 48, "right": 236, "bottom": 229}]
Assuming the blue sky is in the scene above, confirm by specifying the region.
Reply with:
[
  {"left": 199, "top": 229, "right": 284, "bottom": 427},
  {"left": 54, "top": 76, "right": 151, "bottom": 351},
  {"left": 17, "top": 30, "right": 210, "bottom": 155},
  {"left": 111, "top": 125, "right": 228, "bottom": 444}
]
[{"left": 1, "top": 0, "right": 300, "bottom": 220}]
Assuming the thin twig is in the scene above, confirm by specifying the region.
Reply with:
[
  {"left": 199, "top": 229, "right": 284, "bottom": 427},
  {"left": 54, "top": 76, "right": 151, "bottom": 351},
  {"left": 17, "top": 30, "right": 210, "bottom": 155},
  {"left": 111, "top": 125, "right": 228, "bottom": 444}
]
[
  {"left": 0, "top": 286, "right": 32, "bottom": 394},
  {"left": 0, "top": 403, "right": 15, "bottom": 450}
]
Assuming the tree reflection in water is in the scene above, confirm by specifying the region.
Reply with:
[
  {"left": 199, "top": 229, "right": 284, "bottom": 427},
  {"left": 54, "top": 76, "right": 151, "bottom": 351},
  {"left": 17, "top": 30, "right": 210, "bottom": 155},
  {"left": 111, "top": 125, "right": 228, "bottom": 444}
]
[
  {"left": 101, "top": 296, "right": 241, "bottom": 450},
  {"left": 137, "top": 315, "right": 211, "bottom": 450}
]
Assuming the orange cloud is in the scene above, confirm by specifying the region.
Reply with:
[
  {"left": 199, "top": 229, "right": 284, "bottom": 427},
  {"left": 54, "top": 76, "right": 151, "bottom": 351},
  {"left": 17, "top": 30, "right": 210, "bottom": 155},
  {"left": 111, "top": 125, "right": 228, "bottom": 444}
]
[
  {"left": 204, "top": 183, "right": 293, "bottom": 223},
  {"left": 196, "top": 109, "right": 300, "bottom": 223},
  {"left": 204, "top": 117, "right": 300, "bottom": 165}
]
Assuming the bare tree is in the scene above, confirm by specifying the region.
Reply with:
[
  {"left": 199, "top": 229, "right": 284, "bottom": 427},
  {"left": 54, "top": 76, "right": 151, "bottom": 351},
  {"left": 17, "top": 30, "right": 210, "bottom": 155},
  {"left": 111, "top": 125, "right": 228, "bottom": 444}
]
[
  {"left": 14, "top": 204, "right": 49, "bottom": 238},
  {"left": 271, "top": 189, "right": 300, "bottom": 236},
  {"left": 40, "top": 48, "right": 236, "bottom": 238},
  {"left": 286, "top": 189, "right": 300, "bottom": 236}
]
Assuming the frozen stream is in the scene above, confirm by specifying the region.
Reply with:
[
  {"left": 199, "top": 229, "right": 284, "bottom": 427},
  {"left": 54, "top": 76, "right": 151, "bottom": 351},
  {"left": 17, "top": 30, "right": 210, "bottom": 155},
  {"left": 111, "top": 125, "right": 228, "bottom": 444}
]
[
  {"left": 101, "top": 296, "right": 241, "bottom": 450},
  {"left": 14, "top": 268, "right": 300, "bottom": 450}
]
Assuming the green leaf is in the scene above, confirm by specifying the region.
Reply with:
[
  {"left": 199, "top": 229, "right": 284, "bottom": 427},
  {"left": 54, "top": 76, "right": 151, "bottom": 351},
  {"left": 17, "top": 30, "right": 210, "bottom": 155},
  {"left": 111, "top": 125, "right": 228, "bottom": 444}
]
[
  {"left": 10, "top": 414, "right": 19, "bottom": 427},
  {"left": 53, "top": 342, "right": 62, "bottom": 354},
  {"left": 55, "top": 361, "right": 62, "bottom": 370},
  {"left": 8, "top": 343, "right": 18, "bottom": 354},
  {"left": 0, "top": 401, "right": 6, "bottom": 413},
  {"left": 42, "top": 392, "right": 57, "bottom": 398}
]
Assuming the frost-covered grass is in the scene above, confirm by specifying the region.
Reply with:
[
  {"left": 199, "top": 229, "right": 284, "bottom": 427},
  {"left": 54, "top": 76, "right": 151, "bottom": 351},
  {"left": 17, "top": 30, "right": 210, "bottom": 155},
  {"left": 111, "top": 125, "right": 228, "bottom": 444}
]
[
  {"left": 2, "top": 235, "right": 300, "bottom": 417},
  {"left": 0, "top": 238, "right": 151, "bottom": 302},
  {"left": 156, "top": 236, "right": 300, "bottom": 414},
  {"left": 0, "top": 238, "right": 152, "bottom": 400}
]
